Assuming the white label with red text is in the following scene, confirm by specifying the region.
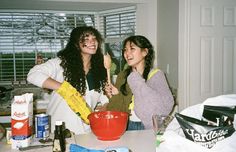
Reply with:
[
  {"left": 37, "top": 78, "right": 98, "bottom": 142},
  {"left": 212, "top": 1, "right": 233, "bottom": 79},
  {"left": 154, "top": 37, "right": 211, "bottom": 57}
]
[{"left": 11, "top": 93, "right": 33, "bottom": 149}]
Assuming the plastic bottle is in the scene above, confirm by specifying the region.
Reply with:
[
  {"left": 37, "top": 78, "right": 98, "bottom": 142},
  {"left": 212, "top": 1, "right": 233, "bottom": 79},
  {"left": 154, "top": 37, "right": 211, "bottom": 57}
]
[{"left": 53, "top": 121, "right": 65, "bottom": 152}]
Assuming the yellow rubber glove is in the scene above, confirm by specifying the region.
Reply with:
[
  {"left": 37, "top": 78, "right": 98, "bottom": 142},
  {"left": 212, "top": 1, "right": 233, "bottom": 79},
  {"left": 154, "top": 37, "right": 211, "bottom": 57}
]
[{"left": 56, "top": 81, "right": 92, "bottom": 124}]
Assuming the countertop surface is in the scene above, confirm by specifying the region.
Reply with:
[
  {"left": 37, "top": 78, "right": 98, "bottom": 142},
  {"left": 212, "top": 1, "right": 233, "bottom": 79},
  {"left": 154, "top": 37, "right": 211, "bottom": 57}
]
[
  {"left": 0, "top": 129, "right": 156, "bottom": 152},
  {"left": 2, "top": 95, "right": 235, "bottom": 152},
  {"left": 0, "top": 86, "right": 50, "bottom": 116}
]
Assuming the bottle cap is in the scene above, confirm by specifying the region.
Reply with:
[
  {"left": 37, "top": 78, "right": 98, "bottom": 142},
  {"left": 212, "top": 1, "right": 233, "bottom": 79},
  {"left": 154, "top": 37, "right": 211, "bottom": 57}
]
[{"left": 55, "top": 120, "right": 63, "bottom": 126}]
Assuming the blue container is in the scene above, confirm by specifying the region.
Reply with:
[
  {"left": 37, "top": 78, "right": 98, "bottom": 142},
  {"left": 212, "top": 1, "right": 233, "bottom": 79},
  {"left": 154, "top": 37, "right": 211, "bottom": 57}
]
[{"left": 35, "top": 113, "right": 49, "bottom": 139}]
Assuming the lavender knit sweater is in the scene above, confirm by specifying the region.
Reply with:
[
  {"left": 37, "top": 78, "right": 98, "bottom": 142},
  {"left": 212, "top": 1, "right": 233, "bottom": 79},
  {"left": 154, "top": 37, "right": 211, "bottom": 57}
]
[{"left": 127, "top": 69, "right": 174, "bottom": 129}]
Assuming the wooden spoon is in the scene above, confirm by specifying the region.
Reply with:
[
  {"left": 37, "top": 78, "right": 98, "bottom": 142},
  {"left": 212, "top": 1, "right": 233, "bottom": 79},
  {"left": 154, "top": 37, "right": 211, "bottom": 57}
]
[{"left": 103, "top": 54, "right": 112, "bottom": 85}]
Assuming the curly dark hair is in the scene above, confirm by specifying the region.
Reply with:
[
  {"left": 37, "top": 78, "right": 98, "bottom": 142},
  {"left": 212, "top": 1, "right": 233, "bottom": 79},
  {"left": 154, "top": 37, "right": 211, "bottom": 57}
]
[
  {"left": 57, "top": 26, "right": 107, "bottom": 95},
  {"left": 120, "top": 35, "right": 154, "bottom": 95}
]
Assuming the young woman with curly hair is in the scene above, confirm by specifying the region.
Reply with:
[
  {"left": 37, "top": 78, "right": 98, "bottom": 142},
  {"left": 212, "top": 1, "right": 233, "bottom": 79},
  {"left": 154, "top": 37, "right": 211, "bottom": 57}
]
[
  {"left": 105, "top": 35, "right": 174, "bottom": 130},
  {"left": 27, "top": 26, "right": 108, "bottom": 134}
]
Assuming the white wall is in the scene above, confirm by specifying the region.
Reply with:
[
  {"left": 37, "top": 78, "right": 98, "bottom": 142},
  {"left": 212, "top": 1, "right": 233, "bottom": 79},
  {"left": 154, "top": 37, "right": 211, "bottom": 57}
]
[
  {"left": 156, "top": 0, "right": 179, "bottom": 90},
  {"left": 136, "top": 0, "right": 158, "bottom": 67}
]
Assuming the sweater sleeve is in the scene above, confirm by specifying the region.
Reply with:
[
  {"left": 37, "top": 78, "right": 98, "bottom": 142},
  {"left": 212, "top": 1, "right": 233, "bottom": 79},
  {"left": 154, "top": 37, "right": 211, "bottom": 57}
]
[
  {"left": 106, "top": 71, "right": 132, "bottom": 113},
  {"left": 127, "top": 70, "right": 174, "bottom": 129},
  {"left": 27, "top": 58, "right": 63, "bottom": 88}
]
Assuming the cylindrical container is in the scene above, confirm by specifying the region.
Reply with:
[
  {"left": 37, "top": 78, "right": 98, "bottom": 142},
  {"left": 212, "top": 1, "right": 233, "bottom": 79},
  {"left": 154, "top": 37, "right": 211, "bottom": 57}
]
[
  {"left": 35, "top": 113, "right": 49, "bottom": 139},
  {"left": 53, "top": 121, "right": 65, "bottom": 152},
  {"left": 6, "top": 127, "right": 12, "bottom": 144}
]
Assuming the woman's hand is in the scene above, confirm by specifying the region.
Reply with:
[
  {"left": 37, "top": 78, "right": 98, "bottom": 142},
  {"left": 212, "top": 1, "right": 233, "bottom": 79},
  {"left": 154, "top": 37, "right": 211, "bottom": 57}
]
[{"left": 105, "top": 83, "right": 119, "bottom": 98}]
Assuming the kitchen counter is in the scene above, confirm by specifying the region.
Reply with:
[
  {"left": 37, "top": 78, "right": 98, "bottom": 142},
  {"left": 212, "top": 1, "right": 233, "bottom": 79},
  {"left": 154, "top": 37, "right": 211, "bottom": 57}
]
[
  {"left": 0, "top": 85, "right": 50, "bottom": 116},
  {"left": 0, "top": 109, "right": 47, "bottom": 116},
  {"left": 0, "top": 130, "right": 156, "bottom": 152}
]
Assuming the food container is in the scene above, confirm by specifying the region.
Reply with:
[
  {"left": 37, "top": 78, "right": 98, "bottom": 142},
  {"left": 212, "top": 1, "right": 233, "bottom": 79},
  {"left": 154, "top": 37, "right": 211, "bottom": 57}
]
[
  {"left": 35, "top": 113, "right": 50, "bottom": 139},
  {"left": 11, "top": 93, "right": 33, "bottom": 149},
  {"left": 6, "top": 127, "right": 12, "bottom": 144},
  {"left": 88, "top": 111, "right": 128, "bottom": 141}
]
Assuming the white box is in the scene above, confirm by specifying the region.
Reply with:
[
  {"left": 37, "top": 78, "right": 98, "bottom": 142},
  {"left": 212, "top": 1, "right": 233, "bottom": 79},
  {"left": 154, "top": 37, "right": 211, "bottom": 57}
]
[{"left": 11, "top": 93, "right": 33, "bottom": 149}]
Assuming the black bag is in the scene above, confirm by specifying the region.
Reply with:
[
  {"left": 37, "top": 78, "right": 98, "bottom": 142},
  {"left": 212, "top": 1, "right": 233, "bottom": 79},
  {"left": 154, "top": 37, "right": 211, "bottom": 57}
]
[
  {"left": 175, "top": 113, "right": 235, "bottom": 149},
  {"left": 202, "top": 105, "right": 236, "bottom": 126}
]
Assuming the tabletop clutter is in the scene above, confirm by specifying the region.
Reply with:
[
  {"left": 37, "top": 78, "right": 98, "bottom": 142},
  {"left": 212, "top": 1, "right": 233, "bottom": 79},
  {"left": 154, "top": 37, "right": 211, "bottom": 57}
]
[
  {"left": 9, "top": 92, "right": 65, "bottom": 151},
  {"left": 7, "top": 91, "right": 236, "bottom": 152},
  {"left": 8, "top": 93, "right": 131, "bottom": 152},
  {"left": 175, "top": 110, "right": 235, "bottom": 149},
  {"left": 159, "top": 94, "right": 236, "bottom": 152}
]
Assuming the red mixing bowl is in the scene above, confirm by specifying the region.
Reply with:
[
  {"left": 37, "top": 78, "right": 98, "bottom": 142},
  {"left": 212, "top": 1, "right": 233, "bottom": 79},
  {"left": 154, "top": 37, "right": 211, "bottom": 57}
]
[{"left": 88, "top": 111, "right": 128, "bottom": 141}]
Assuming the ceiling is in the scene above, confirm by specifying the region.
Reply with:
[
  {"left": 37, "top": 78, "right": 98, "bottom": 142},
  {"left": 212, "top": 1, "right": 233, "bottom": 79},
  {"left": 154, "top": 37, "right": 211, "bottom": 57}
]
[{"left": 0, "top": 0, "right": 138, "bottom": 12}]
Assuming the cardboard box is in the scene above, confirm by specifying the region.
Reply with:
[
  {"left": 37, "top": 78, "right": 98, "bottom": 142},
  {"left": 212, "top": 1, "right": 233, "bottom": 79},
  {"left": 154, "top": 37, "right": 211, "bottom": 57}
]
[{"left": 11, "top": 93, "right": 33, "bottom": 149}]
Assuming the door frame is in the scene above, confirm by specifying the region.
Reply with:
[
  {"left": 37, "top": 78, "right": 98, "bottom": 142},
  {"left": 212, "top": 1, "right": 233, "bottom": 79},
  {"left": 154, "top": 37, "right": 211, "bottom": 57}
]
[{"left": 178, "top": 0, "right": 191, "bottom": 111}]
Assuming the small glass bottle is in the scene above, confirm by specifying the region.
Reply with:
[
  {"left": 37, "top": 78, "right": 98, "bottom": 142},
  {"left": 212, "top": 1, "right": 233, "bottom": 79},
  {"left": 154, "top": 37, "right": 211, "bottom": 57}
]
[{"left": 53, "top": 121, "right": 65, "bottom": 152}]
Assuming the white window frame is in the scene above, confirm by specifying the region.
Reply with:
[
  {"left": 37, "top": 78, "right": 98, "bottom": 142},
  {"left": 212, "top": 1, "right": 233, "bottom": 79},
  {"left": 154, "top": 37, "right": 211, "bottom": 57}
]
[{"left": 0, "top": 7, "right": 136, "bottom": 84}]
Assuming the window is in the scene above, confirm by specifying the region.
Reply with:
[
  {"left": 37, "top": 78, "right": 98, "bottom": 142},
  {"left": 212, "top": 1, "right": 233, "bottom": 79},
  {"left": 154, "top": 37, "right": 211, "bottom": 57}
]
[
  {"left": 99, "top": 7, "right": 136, "bottom": 75},
  {"left": 0, "top": 7, "right": 136, "bottom": 83},
  {"left": 0, "top": 12, "right": 95, "bottom": 82}
]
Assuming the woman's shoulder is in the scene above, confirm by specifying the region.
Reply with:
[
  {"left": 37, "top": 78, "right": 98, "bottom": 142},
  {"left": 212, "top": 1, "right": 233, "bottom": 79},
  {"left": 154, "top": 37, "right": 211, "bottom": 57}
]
[
  {"left": 43, "top": 57, "right": 62, "bottom": 66},
  {"left": 116, "top": 70, "right": 129, "bottom": 80},
  {"left": 47, "top": 57, "right": 61, "bottom": 63},
  {"left": 148, "top": 68, "right": 164, "bottom": 79},
  {"left": 114, "top": 70, "right": 127, "bottom": 85}
]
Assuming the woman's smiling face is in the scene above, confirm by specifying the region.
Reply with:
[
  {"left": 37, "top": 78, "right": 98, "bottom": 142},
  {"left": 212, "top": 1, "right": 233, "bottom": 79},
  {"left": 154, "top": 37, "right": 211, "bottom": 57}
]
[
  {"left": 79, "top": 33, "right": 98, "bottom": 55},
  {"left": 123, "top": 41, "right": 147, "bottom": 68}
]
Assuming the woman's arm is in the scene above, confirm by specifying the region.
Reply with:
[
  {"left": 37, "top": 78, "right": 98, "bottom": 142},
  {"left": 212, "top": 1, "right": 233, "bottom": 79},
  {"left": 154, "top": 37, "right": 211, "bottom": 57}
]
[
  {"left": 104, "top": 71, "right": 126, "bottom": 98},
  {"left": 27, "top": 58, "right": 63, "bottom": 90},
  {"left": 42, "top": 77, "right": 62, "bottom": 90},
  {"left": 106, "top": 71, "right": 132, "bottom": 112},
  {"left": 128, "top": 70, "right": 173, "bottom": 107},
  {"left": 127, "top": 70, "right": 174, "bottom": 129}
]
